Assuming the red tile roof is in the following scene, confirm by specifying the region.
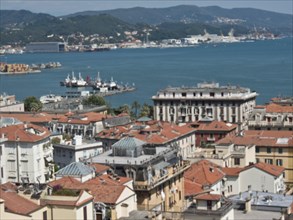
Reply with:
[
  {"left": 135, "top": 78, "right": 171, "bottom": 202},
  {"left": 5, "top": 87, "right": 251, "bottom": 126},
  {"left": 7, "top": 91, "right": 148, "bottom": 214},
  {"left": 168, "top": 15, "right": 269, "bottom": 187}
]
[
  {"left": 89, "top": 163, "right": 110, "bottom": 174},
  {"left": 48, "top": 174, "right": 132, "bottom": 204},
  {"left": 221, "top": 167, "right": 243, "bottom": 176},
  {"left": 184, "top": 160, "right": 225, "bottom": 186},
  {"left": 184, "top": 179, "right": 204, "bottom": 197},
  {"left": 196, "top": 121, "right": 237, "bottom": 132},
  {"left": 0, "top": 188, "right": 41, "bottom": 216},
  {"left": 195, "top": 193, "right": 222, "bottom": 201},
  {"left": 217, "top": 130, "right": 293, "bottom": 148},
  {"left": 0, "top": 123, "right": 51, "bottom": 142},
  {"left": 242, "top": 162, "right": 285, "bottom": 177},
  {"left": 97, "top": 120, "right": 195, "bottom": 145},
  {"left": 265, "top": 103, "right": 293, "bottom": 113}
]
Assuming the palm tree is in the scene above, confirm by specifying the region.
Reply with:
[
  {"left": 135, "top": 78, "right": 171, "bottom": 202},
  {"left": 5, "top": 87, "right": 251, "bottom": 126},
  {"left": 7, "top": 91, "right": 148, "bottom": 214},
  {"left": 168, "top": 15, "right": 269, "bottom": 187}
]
[{"left": 131, "top": 101, "right": 141, "bottom": 118}]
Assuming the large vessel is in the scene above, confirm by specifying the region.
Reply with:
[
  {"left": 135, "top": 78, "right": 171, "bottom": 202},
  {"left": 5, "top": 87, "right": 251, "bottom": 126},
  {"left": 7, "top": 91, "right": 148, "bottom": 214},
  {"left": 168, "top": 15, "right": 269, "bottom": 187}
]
[
  {"left": 40, "top": 94, "right": 62, "bottom": 104},
  {"left": 60, "top": 71, "right": 87, "bottom": 87}
]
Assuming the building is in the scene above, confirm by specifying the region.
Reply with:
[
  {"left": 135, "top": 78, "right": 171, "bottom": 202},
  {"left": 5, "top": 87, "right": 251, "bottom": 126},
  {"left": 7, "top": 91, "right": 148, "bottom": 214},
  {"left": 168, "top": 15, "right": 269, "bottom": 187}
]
[
  {"left": 96, "top": 119, "right": 196, "bottom": 159},
  {"left": 248, "top": 99, "right": 293, "bottom": 131},
  {"left": 26, "top": 42, "right": 65, "bottom": 53},
  {"left": 53, "top": 135, "right": 103, "bottom": 168},
  {"left": 152, "top": 82, "right": 258, "bottom": 129},
  {"left": 184, "top": 194, "right": 234, "bottom": 220},
  {"left": 0, "top": 93, "right": 24, "bottom": 112},
  {"left": 90, "top": 136, "right": 190, "bottom": 213},
  {"left": 49, "top": 162, "right": 137, "bottom": 219},
  {"left": 191, "top": 119, "right": 238, "bottom": 147},
  {"left": 222, "top": 162, "right": 285, "bottom": 196},
  {"left": 0, "top": 120, "right": 54, "bottom": 184},
  {"left": 230, "top": 191, "right": 293, "bottom": 218}
]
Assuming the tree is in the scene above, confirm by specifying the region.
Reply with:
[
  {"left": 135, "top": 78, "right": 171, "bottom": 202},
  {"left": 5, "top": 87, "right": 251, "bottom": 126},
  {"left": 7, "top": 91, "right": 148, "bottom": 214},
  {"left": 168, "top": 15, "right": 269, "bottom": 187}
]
[
  {"left": 131, "top": 101, "right": 141, "bottom": 118},
  {"left": 118, "top": 104, "right": 131, "bottom": 115},
  {"left": 24, "top": 96, "right": 42, "bottom": 112},
  {"left": 82, "top": 95, "right": 106, "bottom": 106},
  {"left": 140, "top": 103, "right": 153, "bottom": 118}
]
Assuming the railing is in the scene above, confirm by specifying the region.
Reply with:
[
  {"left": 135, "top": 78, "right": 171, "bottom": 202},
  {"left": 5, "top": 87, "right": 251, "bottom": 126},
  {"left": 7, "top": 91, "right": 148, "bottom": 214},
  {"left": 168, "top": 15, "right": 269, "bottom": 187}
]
[
  {"left": 133, "top": 160, "right": 190, "bottom": 191},
  {"left": 185, "top": 201, "right": 233, "bottom": 216}
]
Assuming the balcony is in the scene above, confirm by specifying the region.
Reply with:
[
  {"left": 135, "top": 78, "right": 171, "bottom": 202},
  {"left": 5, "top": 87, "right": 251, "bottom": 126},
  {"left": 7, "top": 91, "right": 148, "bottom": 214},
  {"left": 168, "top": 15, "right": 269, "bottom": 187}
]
[
  {"left": 185, "top": 201, "right": 233, "bottom": 217},
  {"left": 133, "top": 160, "right": 190, "bottom": 191}
]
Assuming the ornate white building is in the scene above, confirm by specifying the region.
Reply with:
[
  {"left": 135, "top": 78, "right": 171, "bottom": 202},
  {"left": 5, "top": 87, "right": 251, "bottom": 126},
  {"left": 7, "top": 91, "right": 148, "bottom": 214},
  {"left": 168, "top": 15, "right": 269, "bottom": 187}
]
[
  {"left": 152, "top": 82, "right": 258, "bottom": 129},
  {"left": 0, "top": 118, "right": 53, "bottom": 184}
]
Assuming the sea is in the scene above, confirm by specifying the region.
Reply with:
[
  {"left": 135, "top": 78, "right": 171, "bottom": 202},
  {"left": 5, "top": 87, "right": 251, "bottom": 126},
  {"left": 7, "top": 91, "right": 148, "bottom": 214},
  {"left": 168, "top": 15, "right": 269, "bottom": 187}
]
[{"left": 0, "top": 38, "right": 292, "bottom": 108}]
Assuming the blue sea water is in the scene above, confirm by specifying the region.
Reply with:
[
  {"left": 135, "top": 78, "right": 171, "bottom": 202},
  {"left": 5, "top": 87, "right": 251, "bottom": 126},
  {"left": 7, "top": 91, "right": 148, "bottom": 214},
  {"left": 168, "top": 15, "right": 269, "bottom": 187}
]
[{"left": 0, "top": 38, "right": 292, "bottom": 107}]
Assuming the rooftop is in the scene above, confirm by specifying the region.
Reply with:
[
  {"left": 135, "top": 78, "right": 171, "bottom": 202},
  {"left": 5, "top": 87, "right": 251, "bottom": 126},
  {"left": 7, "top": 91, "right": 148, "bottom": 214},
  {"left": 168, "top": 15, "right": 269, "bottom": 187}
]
[{"left": 55, "top": 162, "right": 95, "bottom": 177}]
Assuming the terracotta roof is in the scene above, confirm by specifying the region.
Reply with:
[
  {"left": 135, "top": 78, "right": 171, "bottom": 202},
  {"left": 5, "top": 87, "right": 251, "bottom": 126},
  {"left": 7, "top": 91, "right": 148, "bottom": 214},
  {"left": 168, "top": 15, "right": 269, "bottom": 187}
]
[
  {"left": 221, "top": 167, "right": 243, "bottom": 176},
  {"left": 58, "top": 112, "right": 107, "bottom": 125},
  {"left": 48, "top": 174, "right": 133, "bottom": 204},
  {"left": 0, "top": 123, "right": 51, "bottom": 142},
  {"left": 90, "top": 163, "right": 110, "bottom": 174},
  {"left": 217, "top": 130, "right": 293, "bottom": 147},
  {"left": 0, "top": 188, "right": 41, "bottom": 216},
  {"left": 184, "top": 179, "right": 204, "bottom": 197},
  {"left": 196, "top": 121, "right": 237, "bottom": 132},
  {"left": 0, "top": 112, "right": 57, "bottom": 123},
  {"left": 195, "top": 193, "right": 222, "bottom": 201},
  {"left": 242, "top": 162, "right": 285, "bottom": 177},
  {"left": 184, "top": 160, "right": 225, "bottom": 186},
  {"left": 266, "top": 103, "right": 293, "bottom": 113},
  {"left": 97, "top": 120, "right": 195, "bottom": 145}
]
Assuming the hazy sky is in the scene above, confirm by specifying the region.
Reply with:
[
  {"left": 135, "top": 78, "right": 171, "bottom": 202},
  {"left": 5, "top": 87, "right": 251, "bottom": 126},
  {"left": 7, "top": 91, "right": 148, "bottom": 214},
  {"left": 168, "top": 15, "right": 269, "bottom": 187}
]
[{"left": 1, "top": 0, "right": 292, "bottom": 16}]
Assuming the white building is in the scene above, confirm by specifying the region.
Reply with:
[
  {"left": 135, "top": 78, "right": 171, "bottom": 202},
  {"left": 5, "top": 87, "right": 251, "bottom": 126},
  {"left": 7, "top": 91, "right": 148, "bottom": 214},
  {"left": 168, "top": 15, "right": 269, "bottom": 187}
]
[
  {"left": 152, "top": 82, "right": 258, "bottom": 129},
  {"left": 53, "top": 135, "right": 103, "bottom": 168},
  {"left": 0, "top": 120, "right": 53, "bottom": 184},
  {"left": 223, "top": 162, "right": 285, "bottom": 196},
  {"left": 0, "top": 93, "right": 24, "bottom": 112}
]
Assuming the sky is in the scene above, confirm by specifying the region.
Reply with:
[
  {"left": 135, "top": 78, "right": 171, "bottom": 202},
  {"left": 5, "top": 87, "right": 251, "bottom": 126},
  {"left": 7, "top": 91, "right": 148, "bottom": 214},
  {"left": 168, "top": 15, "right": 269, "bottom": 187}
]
[{"left": 1, "top": 0, "right": 292, "bottom": 16}]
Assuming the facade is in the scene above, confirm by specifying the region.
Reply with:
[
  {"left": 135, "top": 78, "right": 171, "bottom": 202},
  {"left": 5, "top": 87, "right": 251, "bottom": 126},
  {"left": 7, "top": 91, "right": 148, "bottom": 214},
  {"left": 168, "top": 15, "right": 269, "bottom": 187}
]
[
  {"left": 0, "top": 122, "right": 54, "bottom": 184},
  {"left": 191, "top": 119, "right": 238, "bottom": 147},
  {"left": 248, "top": 101, "right": 293, "bottom": 131},
  {"left": 26, "top": 42, "right": 65, "bottom": 53},
  {"left": 152, "top": 82, "right": 258, "bottom": 129},
  {"left": 96, "top": 119, "right": 196, "bottom": 159},
  {"left": 53, "top": 135, "right": 103, "bottom": 168},
  {"left": 91, "top": 136, "right": 190, "bottom": 212},
  {"left": 222, "top": 162, "right": 285, "bottom": 196},
  {"left": 0, "top": 93, "right": 24, "bottom": 112}
]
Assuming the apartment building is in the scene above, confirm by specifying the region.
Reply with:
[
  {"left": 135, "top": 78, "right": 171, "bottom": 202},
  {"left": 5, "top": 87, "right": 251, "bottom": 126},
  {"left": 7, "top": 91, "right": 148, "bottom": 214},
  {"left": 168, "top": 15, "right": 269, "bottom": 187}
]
[
  {"left": 248, "top": 99, "right": 293, "bottom": 131},
  {"left": 96, "top": 119, "right": 196, "bottom": 159},
  {"left": 152, "top": 82, "right": 258, "bottom": 129},
  {"left": 90, "top": 136, "right": 190, "bottom": 212},
  {"left": 0, "top": 120, "right": 53, "bottom": 184},
  {"left": 53, "top": 135, "right": 103, "bottom": 168}
]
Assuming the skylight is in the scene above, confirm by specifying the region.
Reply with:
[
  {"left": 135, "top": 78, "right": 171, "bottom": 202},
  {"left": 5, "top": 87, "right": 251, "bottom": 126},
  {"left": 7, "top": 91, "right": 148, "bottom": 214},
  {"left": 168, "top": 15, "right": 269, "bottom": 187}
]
[{"left": 276, "top": 138, "right": 289, "bottom": 145}]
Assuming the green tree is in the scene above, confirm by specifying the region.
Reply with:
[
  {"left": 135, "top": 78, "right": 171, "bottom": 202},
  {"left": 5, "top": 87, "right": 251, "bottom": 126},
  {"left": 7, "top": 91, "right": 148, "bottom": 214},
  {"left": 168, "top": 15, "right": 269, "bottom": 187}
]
[
  {"left": 140, "top": 103, "right": 153, "bottom": 118},
  {"left": 82, "top": 95, "right": 106, "bottom": 106},
  {"left": 118, "top": 104, "right": 131, "bottom": 115},
  {"left": 24, "top": 96, "right": 42, "bottom": 112},
  {"left": 131, "top": 101, "right": 141, "bottom": 118}
]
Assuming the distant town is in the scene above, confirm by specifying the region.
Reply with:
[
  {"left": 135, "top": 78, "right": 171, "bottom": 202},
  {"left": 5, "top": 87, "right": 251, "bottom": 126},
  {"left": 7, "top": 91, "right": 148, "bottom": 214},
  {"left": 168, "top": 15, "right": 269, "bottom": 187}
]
[
  {"left": 0, "top": 82, "right": 293, "bottom": 220},
  {"left": 0, "top": 29, "right": 279, "bottom": 55}
]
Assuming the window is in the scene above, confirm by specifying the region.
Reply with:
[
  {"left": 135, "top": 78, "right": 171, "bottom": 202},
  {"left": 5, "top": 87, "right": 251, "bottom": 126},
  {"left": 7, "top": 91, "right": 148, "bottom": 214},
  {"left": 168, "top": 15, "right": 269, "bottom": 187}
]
[
  {"left": 179, "top": 191, "right": 182, "bottom": 200},
  {"left": 1, "top": 167, "right": 3, "bottom": 178},
  {"left": 265, "top": 159, "right": 273, "bottom": 164},
  {"left": 278, "top": 148, "right": 283, "bottom": 154},
  {"left": 0, "top": 145, "right": 2, "bottom": 156},
  {"left": 182, "top": 93, "right": 186, "bottom": 97},
  {"left": 83, "top": 206, "right": 87, "bottom": 220},
  {"left": 7, "top": 160, "right": 15, "bottom": 171},
  {"left": 276, "top": 159, "right": 283, "bottom": 166},
  {"left": 234, "top": 158, "right": 240, "bottom": 165},
  {"left": 256, "top": 158, "right": 260, "bottom": 163},
  {"left": 43, "top": 211, "right": 47, "bottom": 220},
  {"left": 210, "top": 92, "right": 215, "bottom": 97},
  {"left": 256, "top": 147, "right": 260, "bottom": 153},
  {"left": 267, "top": 148, "right": 271, "bottom": 153}
]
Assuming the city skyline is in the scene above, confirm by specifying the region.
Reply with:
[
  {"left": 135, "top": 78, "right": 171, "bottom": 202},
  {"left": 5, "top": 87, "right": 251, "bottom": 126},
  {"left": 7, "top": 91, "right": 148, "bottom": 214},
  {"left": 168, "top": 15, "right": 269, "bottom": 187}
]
[{"left": 1, "top": 0, "right": 292, "bottom": 16}]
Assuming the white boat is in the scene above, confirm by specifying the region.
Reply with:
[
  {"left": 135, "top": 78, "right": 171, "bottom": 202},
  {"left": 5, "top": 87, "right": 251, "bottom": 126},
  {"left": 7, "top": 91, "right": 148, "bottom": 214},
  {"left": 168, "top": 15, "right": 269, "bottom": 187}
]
[
  {"left": 40, "top": 94, "right": 62, "bottom": 104},
  {"left": 76, "top": 72, "right": 87, "bottom": 87},
  {"left": 71, "top": 71, "right": 77, "bottom": 86}
]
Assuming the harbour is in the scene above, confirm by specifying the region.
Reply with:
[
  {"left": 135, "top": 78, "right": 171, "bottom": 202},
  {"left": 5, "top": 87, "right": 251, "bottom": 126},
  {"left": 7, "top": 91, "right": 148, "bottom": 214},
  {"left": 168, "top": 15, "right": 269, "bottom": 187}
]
[{"left": 0, "top": 38, "right": 292, "bottom": 107}]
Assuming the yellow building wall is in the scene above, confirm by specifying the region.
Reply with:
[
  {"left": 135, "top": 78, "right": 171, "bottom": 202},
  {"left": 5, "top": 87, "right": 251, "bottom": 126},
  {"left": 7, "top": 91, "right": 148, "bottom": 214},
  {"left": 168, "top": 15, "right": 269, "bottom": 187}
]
[{"left": 256, "top": 146, "right": 293, "bottom": 185}]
